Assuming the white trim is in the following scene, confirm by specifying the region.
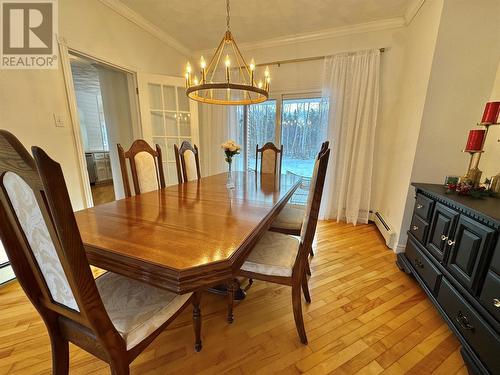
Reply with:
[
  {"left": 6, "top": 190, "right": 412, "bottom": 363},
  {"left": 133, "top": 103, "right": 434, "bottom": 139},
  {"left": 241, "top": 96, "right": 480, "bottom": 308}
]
[
  {"left": 404, "top": 0, "right": 426, "bottom": 25},
  {"left": 59, "top": 41, "right": 94, "bottom": 208},
  {"left": 195, "top": 17, "right": 405, "bottom": 56},
  {"left": 59, "top": 40, "right": 143, "bottom": 208},
  {"left": 97, "top": 0, "right": 191, "bottom": 57},
  {"left": 0, "top": 264, "right": 15, "bottom": 285},
  {"left": 395, "top": 243, "right": 407, "bottom": 254}
]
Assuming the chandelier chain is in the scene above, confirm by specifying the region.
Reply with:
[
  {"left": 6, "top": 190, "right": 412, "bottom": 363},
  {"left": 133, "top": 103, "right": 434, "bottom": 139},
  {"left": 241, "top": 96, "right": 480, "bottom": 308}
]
[{"left": 226, "top": 0, "right": 230, "bottom": 31}]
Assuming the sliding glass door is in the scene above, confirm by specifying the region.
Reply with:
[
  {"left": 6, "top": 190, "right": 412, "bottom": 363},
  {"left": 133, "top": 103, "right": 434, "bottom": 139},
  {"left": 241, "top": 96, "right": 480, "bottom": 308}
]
[
  {"left": 280, "top": 97, "right": 327, "bottom": 178},
  {"left": 246, "top": 100, "right": 276, "bottom": 170},
  {"left": 238, "top": 95, "right": 328, "bottom": 177}
]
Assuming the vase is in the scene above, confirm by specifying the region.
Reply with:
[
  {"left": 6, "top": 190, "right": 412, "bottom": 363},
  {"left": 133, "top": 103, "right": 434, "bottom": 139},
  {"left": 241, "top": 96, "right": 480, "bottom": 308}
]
[{"left": 226, "top": 162, "right": 235, "bottom": 189}]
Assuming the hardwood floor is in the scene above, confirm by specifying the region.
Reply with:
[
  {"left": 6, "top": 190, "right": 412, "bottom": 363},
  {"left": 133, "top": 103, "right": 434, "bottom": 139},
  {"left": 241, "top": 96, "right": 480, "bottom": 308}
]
[
  {"left": 91, "top": 182, "right": 115, "bottom": 206},
  {"left": 0, "top": 221, "right": 466, "bottom": 374}
]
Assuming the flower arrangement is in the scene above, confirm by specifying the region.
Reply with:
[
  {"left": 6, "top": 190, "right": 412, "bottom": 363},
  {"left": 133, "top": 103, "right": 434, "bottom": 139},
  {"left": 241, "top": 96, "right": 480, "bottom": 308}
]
[
  {"left": 446, "top": 181, "right": 497, "bottom": 198},
  {"left": 221, "top": 140, "right": 241, "bottom": 164},
  {"left": 221, "top": 140, "right": 241, "bottom": 189}
]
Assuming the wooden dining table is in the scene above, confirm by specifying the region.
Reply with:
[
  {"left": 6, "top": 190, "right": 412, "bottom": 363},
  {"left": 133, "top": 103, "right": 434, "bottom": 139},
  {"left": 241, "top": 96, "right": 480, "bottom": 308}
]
[{"left": 75, "top": 171, "right": 301, "bottom": 294}]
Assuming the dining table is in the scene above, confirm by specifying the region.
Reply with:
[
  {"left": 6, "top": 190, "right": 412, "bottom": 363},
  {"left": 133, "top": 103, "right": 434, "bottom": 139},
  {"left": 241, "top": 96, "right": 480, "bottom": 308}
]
[{"left": 75, "top": 171, "right": 302, "bottom": 298}]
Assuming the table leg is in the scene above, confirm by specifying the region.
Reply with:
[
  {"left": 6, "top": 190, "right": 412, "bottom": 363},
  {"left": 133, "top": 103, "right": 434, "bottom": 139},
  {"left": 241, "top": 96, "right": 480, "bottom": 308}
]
[
  {"left": 227, "top": 279, "right": 238, "bottom": 324},
  {"left": 207, "top": 278, "right": 246, "bottom": 300}
]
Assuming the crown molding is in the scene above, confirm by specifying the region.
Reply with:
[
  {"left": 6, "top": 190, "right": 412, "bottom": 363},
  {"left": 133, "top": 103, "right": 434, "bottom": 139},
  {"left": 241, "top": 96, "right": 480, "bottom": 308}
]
[
  {"left": 404, "top": 0, "right": 426, "bottom": 25},
  {"left": 98, "top": 0, "right": 191, "bottom": 57},
  {"left": 195, "top": 17, "right": 405, "bottom": 56}
]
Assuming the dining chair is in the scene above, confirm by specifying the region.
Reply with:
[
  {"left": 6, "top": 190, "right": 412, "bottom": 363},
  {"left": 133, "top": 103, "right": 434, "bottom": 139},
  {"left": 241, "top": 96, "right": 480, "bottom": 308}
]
[
  {"left": 255, "top": 142, "right": 283, "bottom": 175},
  {"left": 228, "top": 144, "right": 330, "bottom": 344},
  {"left": 117, "top": 139, "right": 166, "bottom": 197},
  {"left": 270, "top": 141, "right": 330, "bottom": 239},
  {"left": 174, "top": 141, "right": 201, "bottom": 184},
  {"left": 0, "top": 130, "right": 202, "bottom": 375}
]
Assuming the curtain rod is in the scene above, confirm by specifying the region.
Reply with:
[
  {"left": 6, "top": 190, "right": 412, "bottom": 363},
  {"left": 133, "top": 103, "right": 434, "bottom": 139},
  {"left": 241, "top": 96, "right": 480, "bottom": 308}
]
[{"left": 255, "top": 48, "right": 385, "bottom": 68}]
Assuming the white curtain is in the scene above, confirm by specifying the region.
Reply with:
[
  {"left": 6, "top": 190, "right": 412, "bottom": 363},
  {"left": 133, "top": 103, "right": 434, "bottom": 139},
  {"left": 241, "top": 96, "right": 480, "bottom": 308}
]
[
  {"left": 320, "top": 49, "right": 380, "bottom": 224},
  {"left": 199, "top": 105, "right": 241, "bottom": 176}
]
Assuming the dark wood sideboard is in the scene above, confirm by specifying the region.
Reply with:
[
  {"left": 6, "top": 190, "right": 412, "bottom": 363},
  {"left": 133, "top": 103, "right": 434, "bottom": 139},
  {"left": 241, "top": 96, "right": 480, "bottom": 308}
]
[{"left": 396, "top": 183, "right": 500, "bottom": 374}]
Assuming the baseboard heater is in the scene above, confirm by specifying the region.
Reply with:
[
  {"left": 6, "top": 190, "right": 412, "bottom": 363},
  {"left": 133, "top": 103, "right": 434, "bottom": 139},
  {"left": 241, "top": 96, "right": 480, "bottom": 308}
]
[{"left": 371, "top": 211, "right": 396, "bottom": 249}]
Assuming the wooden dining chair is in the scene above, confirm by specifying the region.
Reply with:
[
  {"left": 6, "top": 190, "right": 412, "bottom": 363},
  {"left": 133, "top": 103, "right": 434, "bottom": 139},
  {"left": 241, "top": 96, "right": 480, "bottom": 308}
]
[
  {"left": 255, "top": 142, "right": 283, "bottom": 175},
  {"left": 0, "top": 130, "right": 202, "bottom": 375},
  {"left": 270, "top": 141, "right": 330, "bottom": 239},
  {"left": 117, "top": 139, "right": 166, "bottom": 197},
  {"left": 228, "top": 145, "right": 330, "bottom": 344},
  {"left": 174, "top": 141, "right": 201, "bottom": 184}
]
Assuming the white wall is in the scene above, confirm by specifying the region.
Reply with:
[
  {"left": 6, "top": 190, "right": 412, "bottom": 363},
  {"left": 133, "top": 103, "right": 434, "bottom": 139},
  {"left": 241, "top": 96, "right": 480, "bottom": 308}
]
[
  {"left": 395, "top": 0, "right": 500, "bottom": 250},
  {"left": 482, "top": 63, "right": 500, "bottom": 180},
  {"left": 378, "top": 0, "right": 444, "bottom": 250},
  {"left": 0, "top": 0, "right": 187, "bottom": 210}
]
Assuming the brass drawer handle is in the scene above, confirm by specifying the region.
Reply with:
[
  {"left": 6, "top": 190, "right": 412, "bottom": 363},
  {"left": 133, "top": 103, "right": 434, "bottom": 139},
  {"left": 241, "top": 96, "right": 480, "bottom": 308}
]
[
  {"left": 447, "top": 239, "right": 456, "bottom": 246},
  {"left": 455, "top": 311, "right": 474, "bottom": 330},
  {"left": 441, "top": 235, "right": 448, "bottom": 241},
  {"left": 417, "top": 204, "right": 423, "bottom": 209},
  {"left": 494, "top": 298, "right": 500, "bottom": 308},
  {"left": 412, "top": 225, "right": 419, "bottom": 231},
  {"left": 413, "top": 258, "right": 424, "bottom": 269}
]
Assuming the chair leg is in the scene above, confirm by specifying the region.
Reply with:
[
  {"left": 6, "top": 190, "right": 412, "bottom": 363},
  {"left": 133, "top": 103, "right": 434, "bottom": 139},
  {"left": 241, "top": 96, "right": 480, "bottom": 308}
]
[
  {"left": 227, "top": 280, "right": 236, "bottom": 324},
  {"left": 302, "top": 274, "right": 311, "bottom": 303},
  {"left": 110, "top": 362, "right": 130, "bottom": 375},
  {"left": 305, "top": 260, "right": 311, "bottom": 276},
  {"left": 309, "top": 245, "right": 314, "bottom": 257},
  {"left": 244, "top": 278, "right": 254, "bottom": 292},
  {"left": 48, "top": 330, "right": 69, "bottom": 375},
  {"left": 192, "top": 291, "right": 202, "bottom": 352},
  {"left": 292, "top": 282, "right": 308, "bottom": 344}
]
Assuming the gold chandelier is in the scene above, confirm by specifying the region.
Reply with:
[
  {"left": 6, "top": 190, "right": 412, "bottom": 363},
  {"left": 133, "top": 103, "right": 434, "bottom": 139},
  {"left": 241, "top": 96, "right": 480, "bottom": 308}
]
[{"left": 184, "top": 0, "right": 270, "bottom": 105}]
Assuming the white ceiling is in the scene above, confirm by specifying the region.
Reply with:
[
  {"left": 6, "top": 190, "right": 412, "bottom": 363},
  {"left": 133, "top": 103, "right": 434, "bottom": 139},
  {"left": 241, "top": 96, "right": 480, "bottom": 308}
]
[{"left": 118, "top": 0, "right": 415, "bottom": 52}]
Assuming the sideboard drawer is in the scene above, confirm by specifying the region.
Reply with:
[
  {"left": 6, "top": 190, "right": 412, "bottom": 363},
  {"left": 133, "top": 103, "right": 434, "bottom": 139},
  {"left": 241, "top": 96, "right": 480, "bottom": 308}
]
[
  {"left": 405, "top": 238, "right": 442, "bottom": 294},
  {"left": 414, "top": 193, "right": 434, "bottom": 221},
  {"left": 410, "top": 214, "right": 429, "bottom": 244},
  {"left": 480, "top": 270, "right": 500, "bottom": 322},
  {"left": 438, "top": 279, "right": 500, "bottom": 374}
]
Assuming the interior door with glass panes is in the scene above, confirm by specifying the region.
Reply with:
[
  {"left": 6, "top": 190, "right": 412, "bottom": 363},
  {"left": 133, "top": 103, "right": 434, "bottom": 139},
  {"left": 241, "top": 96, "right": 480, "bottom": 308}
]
[{"left": 137, "top": 74, "right": 199, "bottom": 185}]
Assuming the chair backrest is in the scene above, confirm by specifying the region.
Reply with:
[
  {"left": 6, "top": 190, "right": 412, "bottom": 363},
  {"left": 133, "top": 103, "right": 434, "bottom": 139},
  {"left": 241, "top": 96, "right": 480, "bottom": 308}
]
[
  {"left": 0, "top": 130, "right": 123, "bottom": 350},
  {"left": 174, "top": 141, "right": 201, "bottom": 184},
  {"left": 256, "top": 142, "right": 283, "bottom": 175},
  {"left": 117, "top": 139, "right": 166, "bottom": 197},
  {"left": 294, "top": 144, "right": 330, "bottom": 273}
]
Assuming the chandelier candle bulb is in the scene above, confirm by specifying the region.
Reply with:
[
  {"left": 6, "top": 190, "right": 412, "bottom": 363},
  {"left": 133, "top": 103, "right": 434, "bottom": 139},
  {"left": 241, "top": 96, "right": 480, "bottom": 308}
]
[
  {"left": 225, "top": 54, "right": 231, "bottom": 83},
  {"left": 200, "top": 56, "right": 206, "bottom": 83},
  {"left": 250, "top": 58, "right": 255, "bottom": 85}
]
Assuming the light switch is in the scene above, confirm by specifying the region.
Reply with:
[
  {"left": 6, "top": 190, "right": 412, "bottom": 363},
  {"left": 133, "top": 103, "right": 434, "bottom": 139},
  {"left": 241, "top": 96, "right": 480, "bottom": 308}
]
[{"left": 53, "top": 113, "right": 65, "bottom": 128}]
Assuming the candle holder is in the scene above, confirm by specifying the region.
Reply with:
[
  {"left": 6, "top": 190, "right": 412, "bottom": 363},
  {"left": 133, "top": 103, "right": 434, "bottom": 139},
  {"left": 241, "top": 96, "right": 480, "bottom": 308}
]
[{"left": 459, "top": 150, "right": 484, "bottom": 186}]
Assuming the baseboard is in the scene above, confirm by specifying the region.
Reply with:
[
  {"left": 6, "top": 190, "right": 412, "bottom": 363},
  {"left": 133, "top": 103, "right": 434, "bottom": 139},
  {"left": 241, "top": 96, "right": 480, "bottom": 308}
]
[{"left": 0, "top": 264, "right": 15, "bottom": 285}]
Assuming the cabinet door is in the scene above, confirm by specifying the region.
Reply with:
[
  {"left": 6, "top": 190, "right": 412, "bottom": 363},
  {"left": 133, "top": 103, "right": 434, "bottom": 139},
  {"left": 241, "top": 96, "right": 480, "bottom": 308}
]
[
  {"left": 446, "top": 215, "right": 495, "bottom": 293},
  {"left": 426, "top": 203, "right": 459, "bottom": 263}
]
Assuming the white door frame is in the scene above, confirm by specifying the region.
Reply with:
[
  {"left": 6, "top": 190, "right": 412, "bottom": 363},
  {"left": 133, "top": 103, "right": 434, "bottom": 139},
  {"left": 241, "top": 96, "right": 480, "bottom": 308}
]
[{"left": 58, "top": 38, "right": 142, "bottom": 208}]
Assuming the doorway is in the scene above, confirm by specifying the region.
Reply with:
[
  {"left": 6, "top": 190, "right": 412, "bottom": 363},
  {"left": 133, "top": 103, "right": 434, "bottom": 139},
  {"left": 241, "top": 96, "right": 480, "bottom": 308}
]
[{"left": 69, "top": 52, "right": 139, "bottom": 205}]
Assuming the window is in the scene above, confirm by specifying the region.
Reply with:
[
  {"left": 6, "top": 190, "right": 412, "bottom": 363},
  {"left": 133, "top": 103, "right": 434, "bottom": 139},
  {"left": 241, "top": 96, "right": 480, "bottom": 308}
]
[
  {"left": 281, "top": 97, "right": 328, "bottom": 177},
  {"left": 237, "top": 95, "right": 328, "bottom": 177},
  {"left": 246, "top": 100, "right": 276, "bottom": 170}
]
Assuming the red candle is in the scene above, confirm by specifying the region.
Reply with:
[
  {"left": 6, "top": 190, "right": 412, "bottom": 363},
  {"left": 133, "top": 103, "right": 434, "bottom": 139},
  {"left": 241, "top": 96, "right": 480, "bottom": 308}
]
[
  {"left": 481, "top": 101, "right": 500, "bottom": 124},
  {"left": 465, "top": 129, "right": 485, "bottom": 152}
]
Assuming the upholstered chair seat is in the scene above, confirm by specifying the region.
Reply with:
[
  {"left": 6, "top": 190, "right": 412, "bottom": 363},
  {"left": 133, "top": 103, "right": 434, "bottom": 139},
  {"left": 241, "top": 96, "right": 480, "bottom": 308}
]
[
  {"left": 96, "top": 272, "right": 192, "bottom": 350},
  {"left": 271, "top": 204, "right": 305, "bottom": 232},
  {"left": 241, "top": 231, "right": 300, "bottom": 277}
]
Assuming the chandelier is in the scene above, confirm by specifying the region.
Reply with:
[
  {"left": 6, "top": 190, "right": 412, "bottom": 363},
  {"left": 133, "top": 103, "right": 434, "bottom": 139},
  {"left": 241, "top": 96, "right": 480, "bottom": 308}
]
[{"left": 184, "top": 0, "right": 270, "bottom": 105}]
